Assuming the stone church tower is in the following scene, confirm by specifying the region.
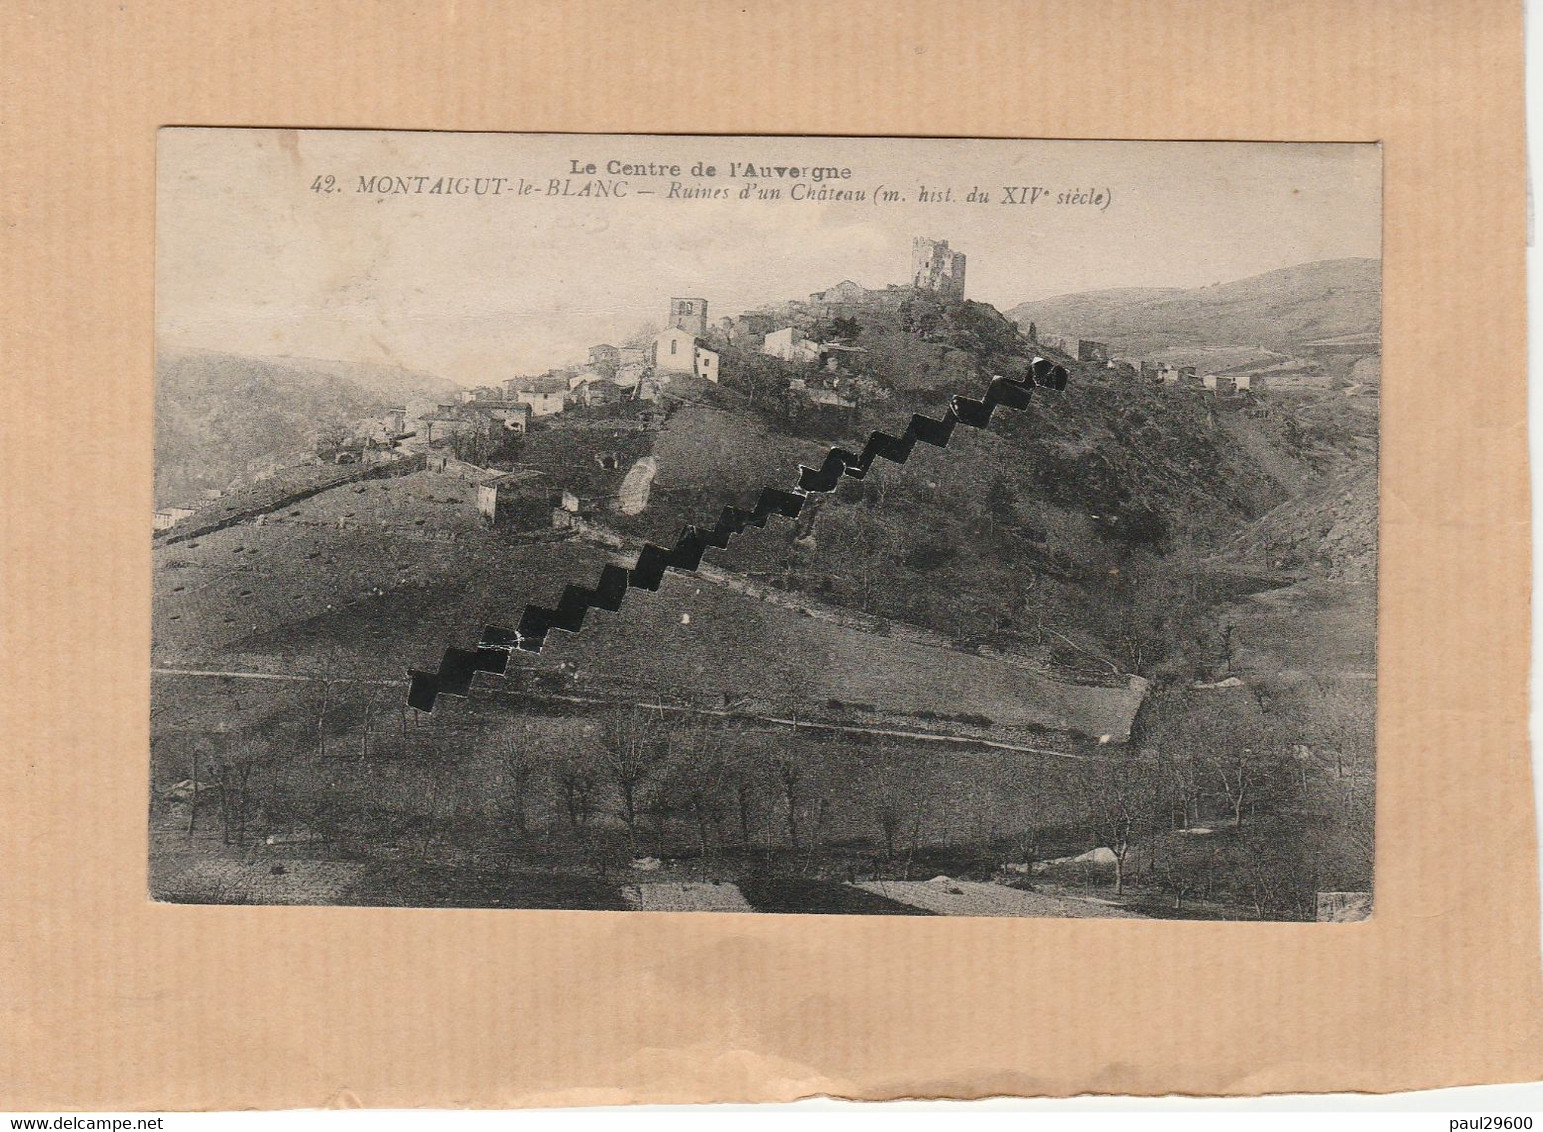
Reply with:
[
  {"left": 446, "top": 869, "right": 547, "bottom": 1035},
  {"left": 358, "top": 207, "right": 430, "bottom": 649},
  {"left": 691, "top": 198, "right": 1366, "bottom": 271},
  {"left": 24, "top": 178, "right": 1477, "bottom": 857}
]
[{"left": 668, "top": 297, "right": 708, "bottom": 337}]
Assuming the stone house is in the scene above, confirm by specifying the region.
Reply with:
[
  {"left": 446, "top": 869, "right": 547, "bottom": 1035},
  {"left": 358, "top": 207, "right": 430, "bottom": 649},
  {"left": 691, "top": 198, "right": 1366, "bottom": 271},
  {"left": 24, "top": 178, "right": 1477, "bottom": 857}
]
[
  {"left": 579, "top": 379, "right": 625, "bottom": 407},
  {"left": 763, "top": 326, "right": 824, "bottom": 364},
  {"left": 807, "top": 387, "right": 858, "bottom": 409},
  {"left": 653, "top": 326, "right": 699, "bottom": 374},
  {"left": 514, "top": 389, "right": 566, "bottom": 417},
  {"left": 476, "top": 469, "right": 550, "bottom": 527},
  {"left": 501, "top": 374, "right": 567, "bottom": 399},
  {"left": 153, "top": 506, "right": 196, "bottom": 532},
  {"left": 810, "top": 279, "right": 867, "bottom": 305},
  {"left": 419, "top": 415, "right": 476, "bottom": 445},
  {"left": 725, "top": 313, "right": 778, "bottom": 345},
  {"left": 587, "top": 344, "right": 620, "bottom": 375},
  {"left": 820, "top": 343, "right": 865, "bottom": 373},
  {"left": 464, "top": 401, "right": 532, "bottom": 433},
  {"left": 613, "top": 361, "right": 647, "bottom": 390}
]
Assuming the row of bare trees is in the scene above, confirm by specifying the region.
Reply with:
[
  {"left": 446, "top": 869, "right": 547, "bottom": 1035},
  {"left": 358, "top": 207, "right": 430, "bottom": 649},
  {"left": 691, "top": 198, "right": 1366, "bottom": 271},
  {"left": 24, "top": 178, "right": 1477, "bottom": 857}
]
[
  {"left": 505, "top": 708, "right": 836, "bottom": 861},
  {"left": 162, "top": 662, "right": 1371, "bottom": 918},
  {"left": 1062, "top": 678, "right": 1374, "bottom": 915}
]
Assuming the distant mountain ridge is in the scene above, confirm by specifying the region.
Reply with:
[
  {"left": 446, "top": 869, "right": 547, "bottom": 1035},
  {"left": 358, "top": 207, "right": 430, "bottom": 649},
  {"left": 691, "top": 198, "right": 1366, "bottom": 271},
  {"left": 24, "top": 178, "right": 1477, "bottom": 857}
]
[
  {"left": 154, "top": 348, "right": 459, "bottom": 506},
  {"left": 1007, "top": 258, "right": 1380, "bottom": 356}
]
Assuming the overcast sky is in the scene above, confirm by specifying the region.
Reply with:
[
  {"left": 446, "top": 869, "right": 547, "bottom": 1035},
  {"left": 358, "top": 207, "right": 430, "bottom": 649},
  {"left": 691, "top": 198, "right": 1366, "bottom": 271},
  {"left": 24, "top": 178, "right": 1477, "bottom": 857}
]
[{"left": 158, "top": 130, "right": 1381, "bottom": 386}]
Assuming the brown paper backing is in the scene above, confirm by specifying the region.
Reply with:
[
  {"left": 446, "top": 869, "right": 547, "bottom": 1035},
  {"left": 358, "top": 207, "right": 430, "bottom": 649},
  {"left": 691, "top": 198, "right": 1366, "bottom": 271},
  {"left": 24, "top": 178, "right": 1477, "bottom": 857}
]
[{"left": 0, "top": 0, "right": 1536, "bottom": 1110}]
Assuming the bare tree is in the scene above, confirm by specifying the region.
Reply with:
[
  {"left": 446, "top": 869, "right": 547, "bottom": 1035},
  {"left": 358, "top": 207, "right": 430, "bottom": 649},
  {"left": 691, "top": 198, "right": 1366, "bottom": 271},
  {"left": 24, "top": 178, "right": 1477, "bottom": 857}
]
[
  {"left": 866, "top": 749, "right": 917, "bottom": 863},
  {"left": 501, "top": 728, "right": 542, "bottom": 840},
  {"left": 875, "top": 801, "right": 903, "bottom": 861},
  {"left": 598, "top": 707, "right": 666, "bottom": 850},
  {"left": 1304, "top": 675, "right": 1375, "bottom": 781},
  {"left": 902, "top": 802, "right": 928, "bottom": 881},
  {"left": 719, "top": 728, "right": 764, "bottom": 847},
  {"left": 1013, "top": 822, "right": 1043, "bottom": 876},
  {"left": 358, "top": 684, "right": 386, "bottom": 763},
  {"left": 186, "top": 738, "right": 211, "bottom": 840},
  {"left": 1076, "top": 758, "right": 1158, "bottom": 896},
  {"left": 1149, "top": 836, "right": 1216, "bottom": 912},
  {"left": 640, "top": 782, "right": 678, "bottom": 859},
  {"left": 412, "top": 720, "right": 461, "bottom": 862},
  {"left": 771, "top": 754, "right": 803, "bottom": 849},
  {"left": 846, "top": 516, "right": 895, "bottom": 614},
  {"left": 211, "top": 731, "right": 267, "bottom": 846},
  {"left": 313, "top": 416, "right": 352, "bottom": 460},
  {"left": 667, "top": 721, "right": 726, "bottom": 859},
  {"left": 1162, "top": 749, "right": 1205, "bottom": 830},
  {"left": 621, "top": 321, "right": 662, "bottom": 349},
  {"left": 298, "top": 645, "right": 350, "bottom": 760},
  {"left": 769, "top": 663, "right": 819, "bottom": 731},
  {"left": 1207, "top": 746, "right": 1253, "bottom": 829},
  {"left": 1147, "top": 688, "right": 1284, "bottom": 834},
  {"left": 814, "top": 505, "right": 896, "bottom": 614},
  {"left": 1227, "top": 830, "right": 1314, "bottom": 920},
  {"left": 1095, "top": 559, "right": 1206, "bottom": 678},
  {"left": 803, "top": 796, "right": 831, "bottom": 873},
  {"left": 555, "top": 760, "right": 597, "bottom": 834},
  {"left": 1202, "top": 703, "right": 1284, "bottom": 830}
]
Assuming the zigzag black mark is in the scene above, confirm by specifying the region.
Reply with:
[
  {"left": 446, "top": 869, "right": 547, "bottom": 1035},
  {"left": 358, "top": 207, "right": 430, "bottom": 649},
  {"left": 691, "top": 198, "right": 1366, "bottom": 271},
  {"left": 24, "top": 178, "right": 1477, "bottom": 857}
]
[{"left": 406, "top": 358, "right": 1069, "bottom": 711}]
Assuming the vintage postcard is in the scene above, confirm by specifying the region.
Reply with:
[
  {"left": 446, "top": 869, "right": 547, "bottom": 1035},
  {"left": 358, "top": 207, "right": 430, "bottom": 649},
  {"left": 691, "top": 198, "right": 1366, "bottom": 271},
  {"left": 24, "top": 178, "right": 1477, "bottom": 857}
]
[{"left": 151, "top": 130, "right": 1379, "bottom": 921}]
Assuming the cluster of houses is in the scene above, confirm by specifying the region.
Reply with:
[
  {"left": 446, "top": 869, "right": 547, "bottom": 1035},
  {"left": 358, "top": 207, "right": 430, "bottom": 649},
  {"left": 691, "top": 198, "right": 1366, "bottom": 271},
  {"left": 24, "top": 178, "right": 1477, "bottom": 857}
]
[
  {"left": 157, "top": 238, "right": 971, "bottom": 533},
  {"left": 346, "top": 296, "right": 725, "bottom": 454},
  {"left": 1053, "top": 332, "right": 1379, "bottom": 396},
  {"left": 563, "top": 297, "right": 723, "bottom": 403},
  {"left": 455, "top": 450, "right": 653, "bottom": 534},
  {"left": 761, "top": 325, "right": 861, "bottom": 369},
  {"left": 750, "top": 237, "right": 969, "bottom": 405},
  {"left": 407, "top": 235, "right": 961, "bottom": 441},
  {"left": 1061, "top": 337, "right": 1259, "bottom": 395},
  {"left": 353, "top": 280, "right": 890, "bottom": 456}
]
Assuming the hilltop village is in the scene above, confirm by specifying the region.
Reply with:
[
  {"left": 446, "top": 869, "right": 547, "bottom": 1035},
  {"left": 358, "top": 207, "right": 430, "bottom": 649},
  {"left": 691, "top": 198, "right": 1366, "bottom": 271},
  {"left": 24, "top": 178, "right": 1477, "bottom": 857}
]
[
  {"left": 358, "top": 240, "right": 975, "bottom": 466},
  {"left": 155, "top": 237, "right": 974, "bottom": 536},
  {"left": 154, "top": 235, "right": 1377, "bottom": 541},
  {"left": 150, "top": 240, "right": 1377, "bottom": 920}
]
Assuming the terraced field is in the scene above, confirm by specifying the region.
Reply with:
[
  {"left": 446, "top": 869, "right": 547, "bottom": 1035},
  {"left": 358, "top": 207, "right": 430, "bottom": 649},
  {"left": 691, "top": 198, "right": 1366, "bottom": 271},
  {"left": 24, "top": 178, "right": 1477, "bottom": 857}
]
[{"left": 541, "top": 568, "right": 1147, "bottom": 742}]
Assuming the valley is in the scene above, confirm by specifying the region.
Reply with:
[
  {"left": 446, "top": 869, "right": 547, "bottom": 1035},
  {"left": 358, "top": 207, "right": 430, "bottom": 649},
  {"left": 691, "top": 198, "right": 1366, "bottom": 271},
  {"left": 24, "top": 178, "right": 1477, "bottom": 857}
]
[{"left": 150, "top": 256, "right": 1378, "bottom": 919}]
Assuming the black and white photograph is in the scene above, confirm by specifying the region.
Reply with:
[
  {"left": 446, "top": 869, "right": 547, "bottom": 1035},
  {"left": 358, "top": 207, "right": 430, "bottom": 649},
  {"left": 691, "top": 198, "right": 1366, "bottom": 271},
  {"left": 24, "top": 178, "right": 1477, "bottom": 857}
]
[{"left": 150, "top": 130, "right": 1379, "bottom": 920}]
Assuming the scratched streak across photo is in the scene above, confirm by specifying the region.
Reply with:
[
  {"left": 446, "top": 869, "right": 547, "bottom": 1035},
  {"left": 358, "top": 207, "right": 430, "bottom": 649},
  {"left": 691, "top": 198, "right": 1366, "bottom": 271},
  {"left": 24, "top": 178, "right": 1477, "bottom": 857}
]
[{"left": 405, "top": 359, "right": 1070, "bottom": 712}]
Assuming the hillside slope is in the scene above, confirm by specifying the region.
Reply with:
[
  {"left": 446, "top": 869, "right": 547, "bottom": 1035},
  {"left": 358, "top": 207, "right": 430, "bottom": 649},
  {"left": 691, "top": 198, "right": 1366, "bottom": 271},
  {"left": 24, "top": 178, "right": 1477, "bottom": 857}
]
[
  {"left": 596, "top": 291, "right": 1376, "bottom": 684},
  {"left": 154, "top": 348, "right": 459, "bottom": 505},
  {"left": 1220, "top": 461, "right": 1377, "bottom": 584},
  {"left": 149, "top": 289, "right": 1377, "bottom": 917},
  {"left": 1007, "top": 258, "right": 1380, "bottom": 355},
  {"left": 155, "top": 289, "right": 1376, "bottom": 696}
]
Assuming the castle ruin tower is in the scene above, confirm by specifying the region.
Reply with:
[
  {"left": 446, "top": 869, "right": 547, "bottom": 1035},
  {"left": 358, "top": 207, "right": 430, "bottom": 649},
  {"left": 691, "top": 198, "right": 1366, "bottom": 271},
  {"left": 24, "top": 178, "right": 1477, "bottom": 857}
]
[
  {"left": 910, "top": 237, "right": 967, "bottom": 299},
  {"left": 668, "top": 297, "right": 709, "bottom": 337}
]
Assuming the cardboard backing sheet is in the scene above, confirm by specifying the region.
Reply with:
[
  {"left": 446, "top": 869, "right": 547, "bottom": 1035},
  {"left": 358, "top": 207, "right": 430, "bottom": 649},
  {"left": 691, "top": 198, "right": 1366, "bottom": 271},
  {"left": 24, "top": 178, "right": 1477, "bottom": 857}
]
[{"left": 0, "top": 0, "right": 1536, "bottom": 1108}]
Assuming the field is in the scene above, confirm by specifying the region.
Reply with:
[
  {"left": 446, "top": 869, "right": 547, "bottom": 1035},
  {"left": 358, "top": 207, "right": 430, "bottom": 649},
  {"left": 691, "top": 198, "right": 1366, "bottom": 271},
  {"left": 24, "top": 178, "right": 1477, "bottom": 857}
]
[
  {"left": 538, "top": 568, "right": 1147, "bottom": 742},
  {"left": 153, "top": 466, "right": 610, "bottom": 670}
]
